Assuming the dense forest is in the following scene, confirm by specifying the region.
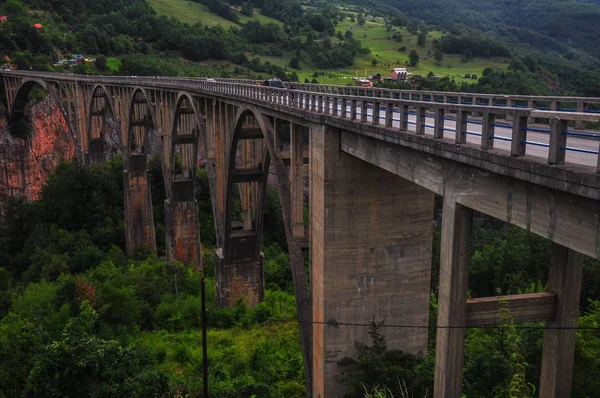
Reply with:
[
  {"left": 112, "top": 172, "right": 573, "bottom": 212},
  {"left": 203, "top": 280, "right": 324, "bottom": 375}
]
[
  {"left": 2, "top": 152, "right": 600, "bottom": 397},
  {"left": 378, "top": 0, "right": 600, "bottom": 95},
  {"left": 0, "top": 157, "right": 307, "bottom": 397},
  {"left": 1, "top": 0, "right": 600, "bottom": 95},
  {"left": 0, "top": 0, "right": 368, "bottom": 80}
]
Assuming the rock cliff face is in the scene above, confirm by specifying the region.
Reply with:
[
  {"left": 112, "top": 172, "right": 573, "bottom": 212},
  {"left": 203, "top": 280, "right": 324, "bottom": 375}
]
[{"left": 0, "top": 98, "right": 75, "bottom": 208}]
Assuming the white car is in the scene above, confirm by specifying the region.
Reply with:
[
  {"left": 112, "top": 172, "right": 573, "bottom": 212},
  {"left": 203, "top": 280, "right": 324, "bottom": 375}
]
[{"left": 206, "top": 78, "right": 217, "bottom": 82}]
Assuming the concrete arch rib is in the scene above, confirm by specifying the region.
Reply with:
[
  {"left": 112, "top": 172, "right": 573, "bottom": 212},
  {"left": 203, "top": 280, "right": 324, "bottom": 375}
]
[
  {"left": 167, "top": 91, "right": 203, "bottom": 199},
  {"left": 123, "top": 87, "right": 160, "bottom": 256},
  {"left": 9, "top": 78, "right": 48, "bottom": 123},
  {"left": 85, "top": 84, "right": 120, "bottom": 165},
  {"left": 219, "top": 105, "right": 271, "bottom": 310},
  {"left": 127, "top": 87, "right": 158, "bottom": 158},
  {"left": 9, "top": 79, "right": 80, "bottom": 162},
  {"left": 220, "top": 104, "right": 312, "bottom": 392},
  {"left": 164, "top": 90, "right": 203, "bottom": 271}
]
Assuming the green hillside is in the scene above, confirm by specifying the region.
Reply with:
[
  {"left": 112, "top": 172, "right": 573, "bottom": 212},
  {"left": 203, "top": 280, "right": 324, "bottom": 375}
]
[
  {"left": 148, "top": 0, "right": 282, "bottom": 28},
  {"left": 331, "top": 17, "right": 508, "bottom": 82},
  {"left": 1, "top": 0, "right": 599, "bottom": 94},
  {"left": 144, "top": 0, "right": 508, "bottom": 84}
]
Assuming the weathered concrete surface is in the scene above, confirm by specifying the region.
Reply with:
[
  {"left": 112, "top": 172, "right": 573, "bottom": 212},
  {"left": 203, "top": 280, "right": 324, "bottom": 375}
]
[
  {"left": 124, "top": 154, "right": 156, "bottom": 255},
  {"left": 215, "top": 248, "right": 264, "bottom": 307},
  {"left": 311, "top": 125, "right": 434, "bottom": 398},
  {"left": 165, "top": 197, "right": 202, "bottom": 270},
  {"left": 260, "top": 103, "right": 600, "bottom": 201},
  {"left": 342, "top": 130, "right": 600, "bottom": 260},
  {"left": 434, "top": 194, "right": 472, "bottom": 398}
]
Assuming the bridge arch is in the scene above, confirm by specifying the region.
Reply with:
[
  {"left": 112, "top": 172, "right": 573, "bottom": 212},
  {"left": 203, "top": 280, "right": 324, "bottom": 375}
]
[
  {"left": 167, "top": 91, "right": 203, "bottom": 196},
  {"left": 9, "top": 79, "right": 80, "bottom": 154},
  {"left": 127, "top": 87, "right": 157, "bottom": 159},
  {"left": 219, "top": 105, "right": 271, "bottom": 307},
  {"left": 123, "top": 87, "right": 159, "bottom": 256},
  {"left": 9, "top": 78, "right": 48, "bottom": 124},
  {"left": 164, "top": 91, "right": 204, "bottom": 269},
  {"left": 86, "top": 84, "right": 118, "bottom": 165}
]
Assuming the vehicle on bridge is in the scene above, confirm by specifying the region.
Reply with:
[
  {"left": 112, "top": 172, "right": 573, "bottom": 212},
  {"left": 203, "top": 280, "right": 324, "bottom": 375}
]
[{"left": 262, "top": 78, "right": 285, "bottom": 88}]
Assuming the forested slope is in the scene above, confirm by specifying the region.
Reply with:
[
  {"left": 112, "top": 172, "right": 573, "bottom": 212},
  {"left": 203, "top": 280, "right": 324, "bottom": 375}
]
[
  {"left": 2, "top": 0, "right": 600, "bottom": 95},
  {"left": 383, "top": 0, "right": 600, "bottom": 58}
]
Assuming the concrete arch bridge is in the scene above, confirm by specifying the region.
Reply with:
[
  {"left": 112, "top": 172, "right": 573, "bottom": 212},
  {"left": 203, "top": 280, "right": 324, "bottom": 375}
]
[{"left": 3, "top": 70, "right": 600, "bottom": 397}]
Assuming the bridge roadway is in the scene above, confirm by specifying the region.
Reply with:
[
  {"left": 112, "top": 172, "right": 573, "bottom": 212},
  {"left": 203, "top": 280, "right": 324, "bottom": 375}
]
[
  {"left": 2, "top": 71, "right": 600, "bottom": 398},
  {"left": 319, "top": 102, "right": 599, "bottom": 167}
]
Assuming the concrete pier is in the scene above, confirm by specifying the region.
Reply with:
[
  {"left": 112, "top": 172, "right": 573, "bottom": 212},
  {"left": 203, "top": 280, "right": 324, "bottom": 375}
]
[
  {"left": 165, "top": 180, "right": 202, "bottom": 269},
  {"left": 124, "top": 154, "right": 156, "bottom": 255},
  {"left": 310, "top": 125, "right": 434, "bottom": 397}
]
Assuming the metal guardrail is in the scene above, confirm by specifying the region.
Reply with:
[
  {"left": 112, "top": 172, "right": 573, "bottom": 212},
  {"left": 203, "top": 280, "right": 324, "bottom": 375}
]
[{"left": 2, "top": 71, "right": 600, "bottom": 172}]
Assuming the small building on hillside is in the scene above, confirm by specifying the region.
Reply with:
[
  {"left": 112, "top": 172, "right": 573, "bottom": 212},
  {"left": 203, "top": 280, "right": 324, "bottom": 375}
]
[
  {"left": 371, "top": 73, "right": 382, "bottom": 81},
  {"left": 391, "top": 67, "right": 407, "bottom": 80},
  {"left": 0, "top": 16, "right": 7, "bottom": 23},
  {"left": 70, "top": 54, "right": 85, "bottom": 64},
  {"left": 353, "top": 77, "right": 373, "bottom": 87},
  {"left": 33, "top": 23, "right": 43, "bottom": 29}
]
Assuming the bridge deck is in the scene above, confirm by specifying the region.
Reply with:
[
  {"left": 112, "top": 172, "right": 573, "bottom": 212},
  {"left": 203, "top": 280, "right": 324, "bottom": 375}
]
[{"left": 2, "top": 70, "right": 600, "bottom": 199}]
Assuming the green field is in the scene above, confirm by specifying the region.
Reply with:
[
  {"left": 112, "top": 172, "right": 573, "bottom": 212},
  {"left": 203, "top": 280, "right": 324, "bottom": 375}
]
[
  {"left": 148, "top": 0, "right": 281, "bottom": 28},
  {"left": 147, "top": 0, "right": 508, "bottom": 83},
  {"left": 328, "top": 18, "right": 508, "bottom": 83},
  {"left": 250, "top": 15, "right": 508, "bottom": 84}
]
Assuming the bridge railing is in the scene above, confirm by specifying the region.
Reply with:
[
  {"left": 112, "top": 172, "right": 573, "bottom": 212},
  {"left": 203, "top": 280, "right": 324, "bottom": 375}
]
[
  {"left": 163, "top": 76, "right": 600, "bottom": 126},
  {"left": 290, "top": 82, "right": 600, "bottom": 118},
  {"left": 194, "top": 80, "right": 600, "bottom": 172},
  {"left": 3, "top": 71, "right": 600, "bottom": 172},
  {"left": 5, "top": 71, "right": 600, "bottom": 123}
]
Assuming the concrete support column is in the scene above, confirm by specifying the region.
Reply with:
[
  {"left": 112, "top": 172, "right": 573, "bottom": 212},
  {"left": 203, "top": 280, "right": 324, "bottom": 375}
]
[
  {"left": 416, "top": 106, "right": 426, "bottom": 135},
  {"left": 433, "top": 193, "right": 472, "bottom": 398},
  {"left": 506, "top": 98, "right": 514, "bottom": 121},
  {"left": 165, "top": 180, "right": 202, "bottom": 270},
  {"left": 575, "top": 101, "right": 587, "bottom": 130},
  {"left": 434, "top": 108, "right": 445, "bottom": 139},
  {"left": 124, "top": 154, "right": 157, "bottom": 255},
  {"left": 539, "top": 243, "right": 584, "bottom": 397},
  {"left": 290, "top": 122, "right": 304, "bottom": 238},
  {"left": 310, "top": 125, "right": 434, "bottom": 398},
  {"left": 528, "top": 99, "right": 536, "bottom": 124},
  {"left": 470, "top": 97, "right": 479, "bottom": 117}
]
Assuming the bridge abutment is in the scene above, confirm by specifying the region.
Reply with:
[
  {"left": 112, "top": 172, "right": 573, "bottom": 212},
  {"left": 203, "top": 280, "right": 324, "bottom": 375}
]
[
  {"left": 165, "top": 180, "right": 202, "bottom": 270},
  {"left": 124, "top": 154, "right": 156, "bottom": 255},
  {"left": 310, "top": 125, "right": 435, "bottom": 397}
]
